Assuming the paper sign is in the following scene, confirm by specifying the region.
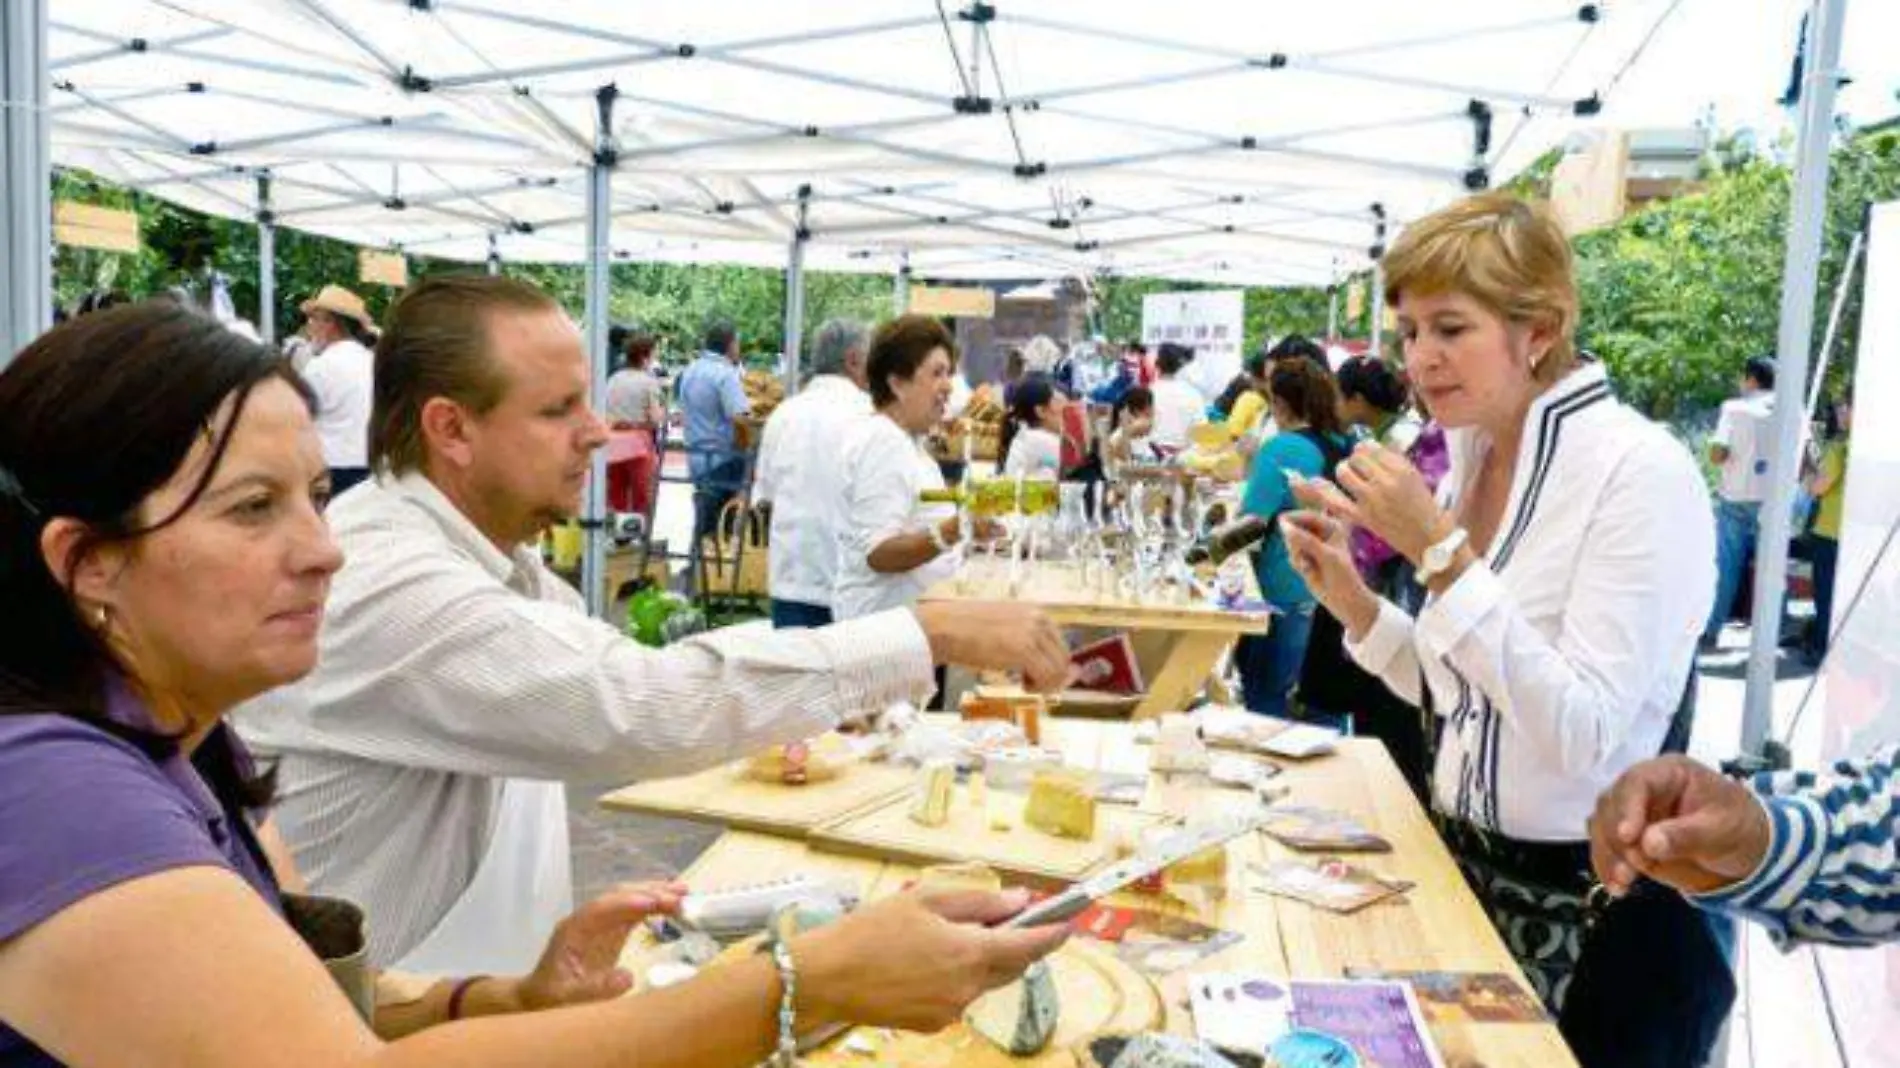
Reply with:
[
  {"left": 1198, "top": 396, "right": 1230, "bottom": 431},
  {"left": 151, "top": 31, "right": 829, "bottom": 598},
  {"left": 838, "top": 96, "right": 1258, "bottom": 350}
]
[
  {"left": 53, "top": 201, "right": 139, "bottom": 253},
  {"left": 908, "top": 285, "right": 995, "bottom": 318},
  {"left": 358, "top": 249, "right": 409, "bottom": 287}
]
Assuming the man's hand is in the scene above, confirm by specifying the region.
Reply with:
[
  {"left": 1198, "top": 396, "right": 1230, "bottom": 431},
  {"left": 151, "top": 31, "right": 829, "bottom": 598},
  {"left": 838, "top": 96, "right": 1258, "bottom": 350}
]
[
  {"left": 914, "top": 602, "right": 1071, "bottom": 693},
  {"left": 1588, "top": 756, "right": 1772, "bottom": 898},
  {"left": 514, "top": 881, "right": 688, "bottom": 1011}
]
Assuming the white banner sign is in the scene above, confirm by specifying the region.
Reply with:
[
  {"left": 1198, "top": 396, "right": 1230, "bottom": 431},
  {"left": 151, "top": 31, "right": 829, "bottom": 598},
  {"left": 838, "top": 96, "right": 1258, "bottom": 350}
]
[{"left": 1140, "top": 290, "right": 1245, "bottom": 400}]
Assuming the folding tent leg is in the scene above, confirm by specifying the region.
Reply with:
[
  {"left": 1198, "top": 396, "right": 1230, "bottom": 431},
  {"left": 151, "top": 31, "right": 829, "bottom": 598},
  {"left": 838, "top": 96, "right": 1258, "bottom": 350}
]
[
  {"left": 783, "top": 187, "right": 810, "bottom": 390},
  {"left": 581, "top": 87, "right": 617, "bottom": 620},
  {"left": 256, "top": 173, "right": 276, "bottom": 346},
  {"left": 1741, "top": 0, "right": 1849, "bottom": 755},
  {"left": 1, "top": 0, "right": 49, "bottom": 364}
]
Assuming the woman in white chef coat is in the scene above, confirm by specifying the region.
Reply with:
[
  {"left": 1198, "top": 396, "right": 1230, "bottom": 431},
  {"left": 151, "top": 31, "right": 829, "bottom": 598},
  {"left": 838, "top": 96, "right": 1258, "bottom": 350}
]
[{"left": 834, "top": 315, "right": 979, "bottom": 620}]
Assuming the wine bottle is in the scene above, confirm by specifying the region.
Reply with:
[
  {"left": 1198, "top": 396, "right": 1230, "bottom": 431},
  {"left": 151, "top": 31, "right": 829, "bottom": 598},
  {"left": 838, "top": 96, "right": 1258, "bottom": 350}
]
[
  {"left": 919, "top": 477, "right": 1060, "bottom": 517},
  {"left": 1184, "top": 514, "right": 1271, "bottom": 566}
]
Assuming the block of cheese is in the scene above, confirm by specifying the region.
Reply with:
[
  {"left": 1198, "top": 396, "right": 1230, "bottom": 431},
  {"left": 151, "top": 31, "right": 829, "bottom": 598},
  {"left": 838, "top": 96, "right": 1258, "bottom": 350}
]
[
  {"left": 908, "top": 758, "right": 956, "bottom": 827},
  {"left": 961, "top": 686, "right": 1045, "bottom": 744},
  {"left": 1165, "top": 842, "right": 1229, "bottom": 896},
  {"left": 965, "top": 960, "right": 1060, "bottom": 1055},
  {"left": 1025, "top": 768, "right": 1097, "bottom": 840}
]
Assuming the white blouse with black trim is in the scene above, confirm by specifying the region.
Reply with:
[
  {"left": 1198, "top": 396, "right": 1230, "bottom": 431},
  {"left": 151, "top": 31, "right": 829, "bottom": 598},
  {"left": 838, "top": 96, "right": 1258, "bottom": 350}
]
[{"left": 1345, "top": 362, "right": 1716, "bottom": 843}]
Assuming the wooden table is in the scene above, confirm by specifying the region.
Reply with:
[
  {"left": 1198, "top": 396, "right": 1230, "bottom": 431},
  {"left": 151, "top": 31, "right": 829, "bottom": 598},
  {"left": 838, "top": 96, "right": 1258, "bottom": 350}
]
[
  {"left": 614, "top": 719, "right": 1577, "bottom": 1067},
  {"left": 922, "top": 555, "right": 1269, "bottom": 720}
]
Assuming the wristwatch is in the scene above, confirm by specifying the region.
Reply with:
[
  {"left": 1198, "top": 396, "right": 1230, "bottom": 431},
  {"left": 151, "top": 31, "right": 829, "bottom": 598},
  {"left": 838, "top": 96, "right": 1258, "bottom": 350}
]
[
  {"left": 1413, "top": 526, "right": 1469, "bottom": 586},
  {"left": 928, "top": 518, "right": 957, "bottom": 553}
]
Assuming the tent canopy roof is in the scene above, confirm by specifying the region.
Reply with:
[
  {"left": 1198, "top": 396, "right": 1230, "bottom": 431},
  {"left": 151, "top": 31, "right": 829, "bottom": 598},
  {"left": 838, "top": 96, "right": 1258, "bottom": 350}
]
[{"left": 46, "top": 1, "right": 1769, "bottom": 284}]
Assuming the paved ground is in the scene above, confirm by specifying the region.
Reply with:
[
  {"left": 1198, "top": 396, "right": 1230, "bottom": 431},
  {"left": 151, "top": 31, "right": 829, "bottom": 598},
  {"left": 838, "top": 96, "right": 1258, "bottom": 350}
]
[{"left": 567, "top": 790, "right": 722, "bottom": 902}]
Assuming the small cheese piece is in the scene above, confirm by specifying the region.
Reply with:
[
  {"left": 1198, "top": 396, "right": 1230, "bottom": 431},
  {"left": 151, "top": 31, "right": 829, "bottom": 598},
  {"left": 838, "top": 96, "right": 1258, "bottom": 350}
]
[
  {"left": 1150, "top": 713, "right": 1210, "bottom": 774},
  {"left": 1025, "top": 768, "right": 1097, "bottom": 840},
  {"left": 965, "top": 960, "right": 1059, "bottom": 1055},
  {"left": 908, "top": 758, "right": 956, "bottom": 827},
  {"left": 1165, "top": 842, "right": 1229, "bottom": 897},
  {"left": 916, "top": 862, "right": 1003, "bottom": 894}
]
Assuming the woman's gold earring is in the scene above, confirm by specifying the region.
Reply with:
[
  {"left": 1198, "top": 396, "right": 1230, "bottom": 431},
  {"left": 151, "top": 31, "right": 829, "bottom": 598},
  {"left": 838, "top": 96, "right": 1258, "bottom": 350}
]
[{"left": 94, "top": 604, "right": 110, "bottom": 629}]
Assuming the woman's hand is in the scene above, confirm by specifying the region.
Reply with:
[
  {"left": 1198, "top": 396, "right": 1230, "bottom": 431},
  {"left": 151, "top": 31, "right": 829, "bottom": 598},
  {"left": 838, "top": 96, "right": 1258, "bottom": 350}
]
[
  {"left": 1279, "top": 511, "right": 1380, "bottom": 641},
  {"left": 792, "top": 889, "right": 1070, "bottom": 1033},
  {"left": 1305, "top": 441, "right": 1453, "bottom": 565},
  {"left": 515, "top": 881, "right": 688, "bottom": 1011}
]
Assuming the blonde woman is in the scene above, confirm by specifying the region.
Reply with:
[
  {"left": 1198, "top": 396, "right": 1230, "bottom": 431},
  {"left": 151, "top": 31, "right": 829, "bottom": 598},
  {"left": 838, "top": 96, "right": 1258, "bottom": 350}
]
[{"left": 1281, "top": 193, "right": 1729, "bottom": 1066}]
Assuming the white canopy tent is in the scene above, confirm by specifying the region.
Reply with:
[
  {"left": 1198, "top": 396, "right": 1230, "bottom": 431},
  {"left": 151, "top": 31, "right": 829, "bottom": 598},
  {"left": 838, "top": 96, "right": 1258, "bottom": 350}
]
[
  {"left": 40, "top": 0, "right": 1697, "bottom": 290},
  {"left": 33, "top": 0, "right": 1704, "bottom": 616},
  {"left": 1, "top": 0, "right": 1875, "bottom": 754}
]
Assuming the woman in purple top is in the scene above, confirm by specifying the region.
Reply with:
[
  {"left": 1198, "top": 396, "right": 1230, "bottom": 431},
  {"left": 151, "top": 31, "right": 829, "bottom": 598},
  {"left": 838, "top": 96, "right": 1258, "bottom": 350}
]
[{"left": 0, "top": 304, "right": 1065, "bottom": 1067}]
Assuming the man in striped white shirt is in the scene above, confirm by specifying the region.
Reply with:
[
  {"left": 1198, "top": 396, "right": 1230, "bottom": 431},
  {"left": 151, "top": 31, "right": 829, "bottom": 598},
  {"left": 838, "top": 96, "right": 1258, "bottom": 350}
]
[
  {"left": 1591, "top": 747, "right": 1900, "bottom": 948},
  {"left": 236, "top": 275, "right": 1069, "bottom": 973}
]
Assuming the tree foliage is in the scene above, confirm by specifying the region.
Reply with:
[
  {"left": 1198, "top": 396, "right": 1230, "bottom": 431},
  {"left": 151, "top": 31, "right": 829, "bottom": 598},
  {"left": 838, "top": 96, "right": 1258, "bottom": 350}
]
[{"left": 1572, "top": 129, "right": 1900, "bottom": 419}]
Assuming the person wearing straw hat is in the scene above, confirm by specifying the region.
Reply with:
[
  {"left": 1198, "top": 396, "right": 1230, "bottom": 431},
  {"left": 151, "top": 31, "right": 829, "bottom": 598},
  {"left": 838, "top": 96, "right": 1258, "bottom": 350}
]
[{"left": 300, "top": 285, "right": 379, "bottom": 496}]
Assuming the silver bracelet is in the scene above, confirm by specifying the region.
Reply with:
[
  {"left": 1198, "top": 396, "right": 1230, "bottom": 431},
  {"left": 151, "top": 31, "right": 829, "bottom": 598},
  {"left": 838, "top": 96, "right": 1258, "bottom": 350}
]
[{"left": 767, "top": 936, "right": 799, "bottom": 1067}]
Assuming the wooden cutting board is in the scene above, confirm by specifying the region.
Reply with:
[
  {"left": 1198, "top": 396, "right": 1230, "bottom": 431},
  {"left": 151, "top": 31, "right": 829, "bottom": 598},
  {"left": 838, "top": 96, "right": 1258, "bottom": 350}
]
[
  {"left": 597, "top": 760, "right": 913, "bottom": 839},
  {"left": 806, "top": 937, "right": 1164, "bottom": 1067},
  {"left": 809, "top": 784, "right": 1169, "bottom": 885}
]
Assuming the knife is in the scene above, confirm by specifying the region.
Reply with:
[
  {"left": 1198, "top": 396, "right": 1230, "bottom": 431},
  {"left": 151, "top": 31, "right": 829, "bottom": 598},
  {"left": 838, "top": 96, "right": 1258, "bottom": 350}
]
[{"left": 1002, "top": 811, "right": 1261, "bottom": 928}]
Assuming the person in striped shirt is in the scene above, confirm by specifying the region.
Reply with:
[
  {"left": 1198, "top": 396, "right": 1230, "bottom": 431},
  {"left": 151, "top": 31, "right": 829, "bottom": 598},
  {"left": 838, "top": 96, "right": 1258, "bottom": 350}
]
[{"left": 1590, "top": 748, "right": 1900, "bottom": 947}]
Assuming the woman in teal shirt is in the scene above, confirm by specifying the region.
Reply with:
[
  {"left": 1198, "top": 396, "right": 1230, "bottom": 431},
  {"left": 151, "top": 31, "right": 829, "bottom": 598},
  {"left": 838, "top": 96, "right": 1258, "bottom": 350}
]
[{"left": 1235, "top": 360, "right": 1353, "bottom": 716}]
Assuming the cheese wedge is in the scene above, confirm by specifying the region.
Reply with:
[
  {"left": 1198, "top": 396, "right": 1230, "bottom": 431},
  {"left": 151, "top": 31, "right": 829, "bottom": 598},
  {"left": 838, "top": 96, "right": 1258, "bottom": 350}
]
[
  {"left": 1025, "top": 767, "right": 1097, "bottom": 839},
  {"left": 965, "top": 960, "right": 1059, "bottom": 1055},
  {"left": 908, "top": 758, "right": 955, "bottom": 827}
]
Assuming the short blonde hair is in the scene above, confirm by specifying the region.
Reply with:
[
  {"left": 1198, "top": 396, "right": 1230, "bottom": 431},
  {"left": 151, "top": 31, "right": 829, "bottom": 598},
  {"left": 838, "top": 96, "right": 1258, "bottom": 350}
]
[{"left": 1382, "top": 191, "right": 1579, "bottom": 383}]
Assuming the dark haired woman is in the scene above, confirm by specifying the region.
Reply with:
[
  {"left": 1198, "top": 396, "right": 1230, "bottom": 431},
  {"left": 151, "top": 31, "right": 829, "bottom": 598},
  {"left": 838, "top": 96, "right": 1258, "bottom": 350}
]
[
  {"left": 1232, "top": 360, "right": 1354, "bottom": 717},
  {"left": 1000, "top": 372, "right": 1065, "bottom": 479},
  {"left": 1146, "top": 344, "right": 1205, "bottom": 454},
  {"left": 0, "top": 303, "right": 1065, "bottom": 1066}
]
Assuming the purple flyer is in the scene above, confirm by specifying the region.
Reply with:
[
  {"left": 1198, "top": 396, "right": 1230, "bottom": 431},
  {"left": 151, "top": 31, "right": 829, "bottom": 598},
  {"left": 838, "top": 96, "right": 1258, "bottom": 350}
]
[{"left": 1290, "top": 980, "right": 1446, "bottom": 1068}]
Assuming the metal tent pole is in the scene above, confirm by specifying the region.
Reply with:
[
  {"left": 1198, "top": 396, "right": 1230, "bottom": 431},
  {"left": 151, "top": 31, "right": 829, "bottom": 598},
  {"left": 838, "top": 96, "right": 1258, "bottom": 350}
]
[
  {"left": 486, "top": 233, "right": 501, "bottom": 276},
  {"left": 1369, "top": 205, "right": 1389, "bottom": 355},
  {"left": 1805, "top": 226, "right": 1863, "bottom": 425},
  {"left": 1325, "top": 263, "right": 1339, "bottom": 341},
  {"left": 782, "top": 185, "right": 810, "bottom": 389},
  {"left": 1369, "top": 266, "right": 1385, "bottom": 352},
  {"left": 1741, "top": 0, "right": 1848, "bottom": 757},
  {"left": 894, "top": 248, "right": 911, "bottom": 313},
  {"left": 581, "top": 85, "right": 618, "bottom": 620},
  {"left": 256, "top": 172, "right": 276, "bottom": 346},
  {"left": 1, "top": 0, "right": 49, "bottom": 363}
]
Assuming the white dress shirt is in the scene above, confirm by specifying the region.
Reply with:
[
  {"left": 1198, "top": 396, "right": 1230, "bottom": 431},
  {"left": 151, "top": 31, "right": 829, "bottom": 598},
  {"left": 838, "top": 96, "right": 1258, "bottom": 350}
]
[
  {"left": 1712, "top": 389, "right": 1775, "bottom": 503},
  {"left": 301, "top": 338, "right": 374, "bottom": 468},
  {"left": 753, "top": 375, "right": 874, "bottom": 608},
  {"left": 1003, "top": 426, "right": 1063, "bottom": 479},
  {"left": 1344, "top": 363, "right": 1716, "bottom": 842},
  {"left": 833, "top": 414, "right": 960, "bottom": 620},
  {"left": 235, "top": 472, "right": 935, "bottom": 964},
  {"left": 1148, "top": 377, "right": 1208, "bottom": 449}
]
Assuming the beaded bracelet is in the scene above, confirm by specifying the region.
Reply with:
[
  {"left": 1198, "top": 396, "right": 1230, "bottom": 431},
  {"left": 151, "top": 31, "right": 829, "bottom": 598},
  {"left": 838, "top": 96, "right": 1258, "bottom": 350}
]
[{"left": 767, "top": 938, "right": 799, "bottom": 1067}]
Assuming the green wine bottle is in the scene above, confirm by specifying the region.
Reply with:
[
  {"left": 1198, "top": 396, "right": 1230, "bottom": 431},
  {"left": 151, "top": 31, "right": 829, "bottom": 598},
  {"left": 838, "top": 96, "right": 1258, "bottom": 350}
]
[{"left": 919, "top": 477, "right": 1060, "bottom": 517}]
